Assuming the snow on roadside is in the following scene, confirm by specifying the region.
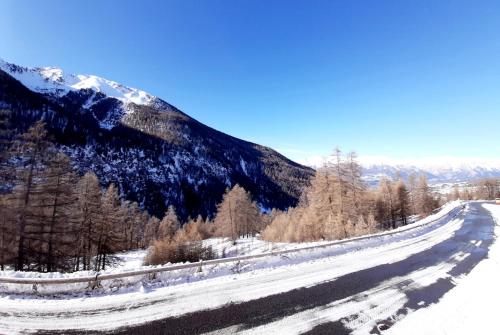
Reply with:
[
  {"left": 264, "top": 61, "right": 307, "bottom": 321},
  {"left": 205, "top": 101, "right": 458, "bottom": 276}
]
[
  {"left": 384, "top": 202, "right": 500, "bottom": 335},
  {"left": 0, "top": 201, "right": 461, "bottom": 279},
  {"left": 0, "top": 201, "right": 463, "bottom": 296},
  {"left": 203, "top": 199, "right": 461, "bottom": 259},
  {"left": 0, "top": 202, "right": 468, "bottom": 334}
]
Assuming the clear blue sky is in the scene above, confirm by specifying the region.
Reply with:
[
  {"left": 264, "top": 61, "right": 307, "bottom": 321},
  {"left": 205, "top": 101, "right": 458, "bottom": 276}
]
[{"left": 1, "top": 0, "right": 499, "bottom": 163}]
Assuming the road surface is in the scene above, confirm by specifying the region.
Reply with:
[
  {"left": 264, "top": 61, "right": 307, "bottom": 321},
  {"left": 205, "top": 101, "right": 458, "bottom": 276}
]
[{"left": 0, "top": 202, "right": 495, "bottom": 334}]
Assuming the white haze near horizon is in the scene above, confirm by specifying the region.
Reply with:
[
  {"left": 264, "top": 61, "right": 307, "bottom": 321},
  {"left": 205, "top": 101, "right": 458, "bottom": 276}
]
[{"left": 295, "top": 154, "right": 500, "bottom": 170}]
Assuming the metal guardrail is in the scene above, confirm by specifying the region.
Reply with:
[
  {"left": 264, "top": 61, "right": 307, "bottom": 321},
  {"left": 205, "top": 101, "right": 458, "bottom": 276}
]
[{"left": 0, "top": 204, "right": 464, "bottom": 288}]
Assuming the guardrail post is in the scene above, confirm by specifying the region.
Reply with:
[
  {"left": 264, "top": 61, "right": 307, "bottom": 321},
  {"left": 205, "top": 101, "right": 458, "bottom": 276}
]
[
  {"left": 148, "top": 272, "right": 157, "bottom": 281},
  {"left": 197, "top": 260, "right": 203, "bottom": 273},
  {"left": 89, "top": 273, "right": 101, "bottom": 290},
  {"left": 32, "top": 283, "right": 38, "bottom": 294}
]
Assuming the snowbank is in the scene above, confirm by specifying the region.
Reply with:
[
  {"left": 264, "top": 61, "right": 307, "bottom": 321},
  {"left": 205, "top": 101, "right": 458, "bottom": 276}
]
[{"left": 385, "top": 202, "right": 500, "bottom": 335}]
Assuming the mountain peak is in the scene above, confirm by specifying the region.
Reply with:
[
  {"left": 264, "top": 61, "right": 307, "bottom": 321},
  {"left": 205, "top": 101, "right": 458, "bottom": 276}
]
[{"left": 0, "top": 58, "right": 154, "bottom": 107}]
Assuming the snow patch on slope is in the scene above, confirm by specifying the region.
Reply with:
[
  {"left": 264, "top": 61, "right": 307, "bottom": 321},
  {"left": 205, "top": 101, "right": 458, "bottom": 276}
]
[{"left": 240, "top": 157, "right": 249, "bottom": 176}]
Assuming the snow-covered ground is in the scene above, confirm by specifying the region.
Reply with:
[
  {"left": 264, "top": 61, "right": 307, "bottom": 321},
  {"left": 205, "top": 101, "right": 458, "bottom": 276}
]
[
  {"left": 0, "top": 201, "right": 461, "bottom": 296},
  {"left": 384, "top": 202, "right": 500, "bottom": 335},
  {"left": 0, "top": 201, "right": 480, "bottom": 334}
]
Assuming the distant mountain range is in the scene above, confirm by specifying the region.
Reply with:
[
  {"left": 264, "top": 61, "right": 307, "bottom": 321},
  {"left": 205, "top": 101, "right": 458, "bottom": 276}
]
[
  {"left": 360, "top": 156, "right": 500, "bottom": 185},
  {"left": 0, "top": 58, "right": 313, "bottom": 220},
  {"left": 299, "top": 155, "right": 500, "bottom": 186}
]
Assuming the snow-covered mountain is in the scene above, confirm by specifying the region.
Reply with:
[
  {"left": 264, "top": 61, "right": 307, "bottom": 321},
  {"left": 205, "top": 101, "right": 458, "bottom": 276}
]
[
  {"left": 0, "top": 58, "right": 313, "bottom": 219},
  {"left": 300, "top": 155, "right": 500, "bottom": 186},
  {"left": 0, "top": 59, "right": 155, "bottom": 129},
  {"left": 360, "top": 156, "right": 500, "bottom": 185},
  {"left": 0, "top": 59, "right": 154, "bottom": 105}
]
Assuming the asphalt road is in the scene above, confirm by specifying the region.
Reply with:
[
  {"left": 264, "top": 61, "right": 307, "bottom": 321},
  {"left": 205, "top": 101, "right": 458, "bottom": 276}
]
[
  {"left": 104, "top": 202, "right": 494, "bottom": 335},
  {"left": 108, "top": 203, "right": 494, "bottom": 334}
]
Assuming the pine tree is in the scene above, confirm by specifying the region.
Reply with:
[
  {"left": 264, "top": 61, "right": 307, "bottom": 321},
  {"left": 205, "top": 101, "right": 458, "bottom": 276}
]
[
  {"left": 330, "top": 147, "right": 347, "bottom": 235},
  {"left": 136, "top": 210, "right": 150, "bottom": 248},
  {"left": 346, "top": 151, "right": 364, "bottom": 209},
  {"left": 262, "top": 207, "right": 303, "bottom": 242},
  {"left": 323, "top": 147, "right": 366, "bottom": 239},
  {"left": 394, "top": 179, "right": 410, "bottom": 226},
  {"left": 377, "top": 178, "right": 396, "bottom": 229},
  {"left": 262, "top": 149, "right": 371, "bottom": 243},
  {"left": 121, "top": 201, "right": 143, "bottom": 250},
  {"left": 144, "top": 216, "right": 160, "bottom": 246},
  {"left": 41, "top": 153, "right": 79, "bottom": 272},
  {"left": 0, "top": 111, "right": 14, "bottom": 270},
  {"left": 476, "top": 178, "right": 499, "bottom": 200},
  {"left": 214, "top": 185, "right": 261, "bottom": 241},
  {"left": 10, "top": 121, "right": 53, "bottom": 270},
  {"left": 0, "top": 195, "right": 16, "bottom": 270},
  {"left": 0, "top": 109, "right": 13, "bottom": 187},
  {"left": 304, "top": 169, "right": 338, "bottom": 240},
  {"left": 95, "top": 184, "right": 123, "bottom": 271},
  {"left": 182, "top": 215, "right": 211, "bottom": 241},
  {"left": 74, "top": 172, "right": 102, "bottom": 271},
  {"left": 416, "top": 174, "right": 435, "bottom": 216},
  {"left": 407, "top": 172, "right": 418, "bottom": 215},
  {"left": 158, "top": 205, "right": 180, "bottom": 240}
]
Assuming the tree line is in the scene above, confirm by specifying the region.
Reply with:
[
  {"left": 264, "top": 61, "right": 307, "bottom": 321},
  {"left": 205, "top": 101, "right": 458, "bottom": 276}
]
[
  {"left": 448, "top": 178, "right": 500, "bottom": 201},
  {"left": 146, "top": 148, "right": 441, "bottom": 264},
  {"left": 0, "top": 121, "right": 153, "bottom": 272},
  {"left": 261, "top": 148, "right": 439, "bottom": 242},
  {"left": 145, "top": 184, "right": 265, "bottom": 265}
]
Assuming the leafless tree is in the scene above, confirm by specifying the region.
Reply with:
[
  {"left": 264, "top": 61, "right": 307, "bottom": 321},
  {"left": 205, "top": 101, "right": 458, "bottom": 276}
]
[
  {"left": 214, "top": 185, "right": 261, "bottom": 241},
  {"left": 158, "top": 205, "right": 180, "bottom": 240}
]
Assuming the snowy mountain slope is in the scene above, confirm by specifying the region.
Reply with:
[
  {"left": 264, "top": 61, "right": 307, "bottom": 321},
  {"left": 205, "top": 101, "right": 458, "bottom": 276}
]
[
  {"left": 0, "top": 58, "right": 153, "bottom": 106},
  {"left": 0, "top": 58, "right": 313, "bottom": 219}
]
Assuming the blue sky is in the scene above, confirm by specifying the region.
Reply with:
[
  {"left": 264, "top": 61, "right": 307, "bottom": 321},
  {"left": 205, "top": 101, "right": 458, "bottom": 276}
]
[{"left": 1, "top": 0, "right": 499, "bottom": 163}]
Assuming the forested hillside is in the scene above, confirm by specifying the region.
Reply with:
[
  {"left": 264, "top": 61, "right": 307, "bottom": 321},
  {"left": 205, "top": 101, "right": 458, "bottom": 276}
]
[{"left": 0, "top": 59, "right": 313, "bottom": 220}]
